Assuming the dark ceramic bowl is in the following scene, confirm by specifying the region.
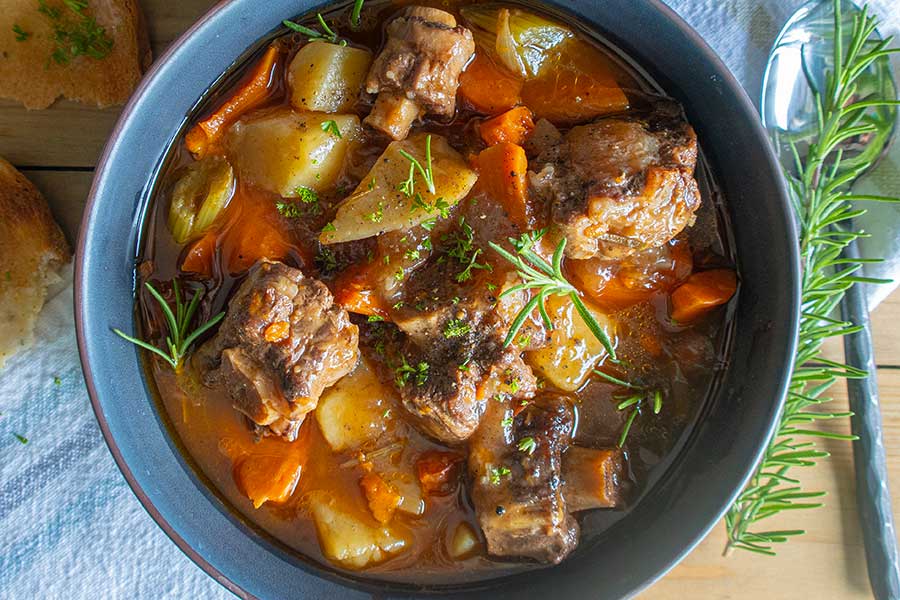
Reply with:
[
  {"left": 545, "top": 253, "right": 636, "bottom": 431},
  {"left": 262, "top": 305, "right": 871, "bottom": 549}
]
[{"left": 76, "top": 0, "right": 799, "bottom": 598}]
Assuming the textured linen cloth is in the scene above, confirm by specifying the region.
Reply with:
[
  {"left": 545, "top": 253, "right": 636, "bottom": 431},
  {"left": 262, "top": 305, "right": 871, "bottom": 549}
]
[{"left": 1, "top": 1, "right": 897, "bottom": 599}]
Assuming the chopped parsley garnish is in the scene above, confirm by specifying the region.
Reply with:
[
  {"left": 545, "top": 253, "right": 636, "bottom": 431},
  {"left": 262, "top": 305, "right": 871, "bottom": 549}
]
[
  {"left": 421, "top": 218, "right": 437, "bottom": 232},
  {"left": 458, "top": 358, "right": 471, "bottom": 372},
  {"left": 322, "top": 221, "right": 336, "bottom": 233},
  {"left": 316, "top": 247, "right": 337, "bottom": 273},
  {"left": 365, "top": 202, "right": 384, "bottom": 223},
  {"left": 422, "top": 237, "right": 433, "bottom": 251},
  {"left": 383, "top": 254, "right": 391, "bottom": 265},
  {"left": 516, "top": 333, "right": 531, "bottom": 348},
  {"left": 53, "top": 376, "right": 62, "bottom": 386},
  {"left": 395, "top": 356, "right": 429, "bottom": 387},
  {"left": 433, "top": 197, "right": 450, "bottom": 219},
  {"left": 393, "top": 267, "right": 405, "bottom": 282},
  {"left": 501, "top": 417, "right": 514, "bottom": 428},
  {"left": 320, "top": 119, "right": 341, "bottom": 138},
  {"left": 404, "top": 249, "right": 420, "bottom": 261},
  {"left": 367, "top": 315, "right": 385, "bottom": 323},
  {"left": 277, "top": 187, "right": 320, "bottom": 217},
  {"left": 517, "top": 437, "right": 536, "bottom": 455},
  {"left": 383, "top": 408, "right": 392, "bottom": 418},
  {"left": 37, "top": 0, "right": 114, "bottom": 66},
  {"left": 368, "top": 177, "right": 376, "bottom": 190},
  {"left": 13, "top": 433, "right": 28, "bottom": 444},
  {"left": 392, "top": 301, "right": 404, "bottom": 310},
  {"left": 12, "top": 24, "right": 30, "bottom": 41},
  {"left": 442, "top": 318, "right": 471, "bottom": 339},
  {"left": 489, "top": 466, "right": 511, "bottom": 485},
  {"left": 444, "top": 217, "right": 492, "bottom": 283}
]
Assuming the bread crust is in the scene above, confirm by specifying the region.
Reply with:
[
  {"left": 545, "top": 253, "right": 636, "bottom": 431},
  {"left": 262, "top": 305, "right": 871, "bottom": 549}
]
[
  {"left": 0, "top": 0, "right": 152, "bottom": 109},
  {"left": 0, "top": 156, "right": 71, "bottom": 367},
  {"left": 0, "top": 157, "right": 70, "bottom": 267}
]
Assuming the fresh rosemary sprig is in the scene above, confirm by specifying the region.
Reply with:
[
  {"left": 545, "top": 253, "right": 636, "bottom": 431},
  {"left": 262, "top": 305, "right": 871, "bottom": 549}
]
[
  {"left": 594, "top": 369, "right": 663, "bottom": 446},
  {"left": 398, "top": 134, "right": 437, "bottom": 197},
  {"left": 350, "top": 0, "right": 365, "bottom": 30},
  {"left": 489, "top": 230, "right": 616, "bottom": 358},
  {"left": 113, "top": 280, "right": 224, "bottom": 371},
  {"left": 725, "top": 1, "right": 899, "bottom": 556},
  {"left": 283, "top": 13, "right": 345, "bottom": 45}
]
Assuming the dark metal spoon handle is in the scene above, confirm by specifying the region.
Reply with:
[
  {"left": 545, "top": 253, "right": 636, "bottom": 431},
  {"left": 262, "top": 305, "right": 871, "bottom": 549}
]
[{"left": 840, "top": 237, "right": 900, "bottom": 600}]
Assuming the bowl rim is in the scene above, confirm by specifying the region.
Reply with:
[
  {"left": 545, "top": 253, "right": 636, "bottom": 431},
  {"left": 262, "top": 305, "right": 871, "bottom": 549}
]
[{"left": 75, "top": 0, "right": 799, "bottom": 598}]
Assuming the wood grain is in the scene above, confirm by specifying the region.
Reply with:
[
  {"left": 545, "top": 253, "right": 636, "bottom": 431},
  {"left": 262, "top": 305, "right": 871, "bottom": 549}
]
[{"left": 5, "top": 0, "right": 898, "bottom": 597}]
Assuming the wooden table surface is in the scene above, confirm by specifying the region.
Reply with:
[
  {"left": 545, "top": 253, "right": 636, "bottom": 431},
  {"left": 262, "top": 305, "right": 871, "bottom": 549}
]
[{"left": 3, "top": 1, "right": 897, "bottom": 598}]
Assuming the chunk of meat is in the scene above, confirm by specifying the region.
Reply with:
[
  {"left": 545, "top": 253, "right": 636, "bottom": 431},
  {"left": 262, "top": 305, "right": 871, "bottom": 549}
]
[
  {"left": 381, "top": 210, "right": 541, "bottom": 443},
  {"left": 531, "top": 102, "right": 701, "bottom": 259},
  {"left": 469, "top": 394, "right": 578, "bottom": 564},
  {"left": 364, "top": 6, "right": 475, "bottom": 140},
  {"left": 195, "top": 260, "right": 359, "bottom": 440},
  {"left": 390, "top": 287, "right": 538, "bottom": 442}
]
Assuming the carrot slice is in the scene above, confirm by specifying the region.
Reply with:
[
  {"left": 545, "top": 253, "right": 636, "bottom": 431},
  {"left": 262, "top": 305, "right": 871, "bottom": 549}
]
[
  {"left": 330, "top": 263, "right": 390, "bottom": 317},
  {"left": 180, "top": 231, "right": 217, "bottom": 278},
  {"left": 670, "top": 269, "right": 737, "bottom": 323},
  {"left": 233, "top": 421, "right": 312, "bottom": 509},
  {"left": 458, "top": 53, "right": 523, "bottom": 115},
  {"left": 415, "top": 451, "right": 463, "bottom": 496},
  {"left": 220, "top": 186, "right": 297, "bottom": 274},
  {"left": 185, "top": 45, "right": 282, "bottom": 158},
  {"left": 479, "top": 106, "right": 535, "bottom": 147},
  {"left": 359, "top": 472, "right": 403, "bottom": 524},
  {"left": 476, "top": 142, "right": 532, "bottom": 230}
]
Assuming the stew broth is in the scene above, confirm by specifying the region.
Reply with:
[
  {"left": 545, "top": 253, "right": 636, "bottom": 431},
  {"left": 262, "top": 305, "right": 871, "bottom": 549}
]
[{"left": 135, "top": 0, "right": 736, "bottom": 584}]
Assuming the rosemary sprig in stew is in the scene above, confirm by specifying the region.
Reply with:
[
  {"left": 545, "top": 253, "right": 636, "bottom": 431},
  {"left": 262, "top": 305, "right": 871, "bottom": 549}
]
[
  {"left": 113, "top": 280, "right": 224, "bottom": 371},
  {"left": 489, "top": 230, "right": 616, "bottom": 358},
  {"left": 399, "top": 134, "right": 437, "bottom": 196}
]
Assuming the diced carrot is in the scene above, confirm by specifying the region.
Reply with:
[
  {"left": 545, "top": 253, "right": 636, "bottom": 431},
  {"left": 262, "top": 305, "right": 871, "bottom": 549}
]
[
  {"left": 186, "top": 45, "right": 282, "bottom": 158},
  {"left": 233, "top": 421, "right": 312, "bottom": 509},
  {"left": 264, "top": 321, "right": 290, "bottom": 343},
  {"left": 670, "top": 269, "right": 737, "bottom": 323},
  {"left": 569, "top": 240, "right": 693, "bottom": 311},
  {"left": 415, "top": 451, "right": 463, "bottom": 496},
  {"left": 458, "top": 53, "right": 523, "bottom": 115},
  {"left": 479, "top": 106, "right": 535, "bottom": 147},
  {"left": 520, "top": 42, "right": 628, "bottom": 125},
  {"left": 330, "top": 264, "right": 389, "bottom": 317},
  {"left": 359, "top": 472, "right": 403, "bottom": 524},
  {"left": 220, "top": 186, "right": 298, "bottom": 274},
  {"left": 476, "top": 142, "right": 532, "bottom": 230},
  {"left": 180, "top": 231, "right": 217, "bottom": 278}
]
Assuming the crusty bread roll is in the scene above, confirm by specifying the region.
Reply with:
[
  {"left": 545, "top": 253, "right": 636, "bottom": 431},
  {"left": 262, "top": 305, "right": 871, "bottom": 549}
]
[
  {"left": 0, "top": 157, "right": 71, "bottom": 368},
  {"left": 0, "top": 0, "right": 151, "bottom": 109}
]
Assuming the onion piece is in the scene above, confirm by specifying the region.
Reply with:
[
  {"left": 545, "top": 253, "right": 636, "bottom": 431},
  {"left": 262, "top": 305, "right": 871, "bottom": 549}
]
[{"left": 461, "top": 4, "right": 573, "bottom": 79}]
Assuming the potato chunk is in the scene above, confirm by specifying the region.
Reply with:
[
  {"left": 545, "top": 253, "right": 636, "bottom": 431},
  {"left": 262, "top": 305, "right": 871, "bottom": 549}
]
[
  {"left": 321, "top": 133, "right": 477, "bottom": 244},
  {"left": 315, "top": 358, "right": 397, "bottom": 452},
  {"left": 526, "top": 295, "right": 616, "bottom": 391},
  {"left": 228, "top": 108, "right": 361, "bottom": 197},
  {"left": 289, "top": 42, "right": 372, "bottom": 113},
  {"left": 307, "top": 491, "right": 407, "bottom": 569}
]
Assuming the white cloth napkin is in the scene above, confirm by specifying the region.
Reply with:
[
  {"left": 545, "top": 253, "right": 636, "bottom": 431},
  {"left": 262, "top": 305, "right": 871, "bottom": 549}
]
[{"left": 0, "top": 2, "right": 897, "bottom": 599}]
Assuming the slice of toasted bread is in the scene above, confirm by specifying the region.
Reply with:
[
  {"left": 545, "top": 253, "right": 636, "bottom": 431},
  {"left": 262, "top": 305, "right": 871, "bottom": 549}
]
[
  {"left": 0, "top": 157, "right": 71, "bottom": 368},
  {"left": 0, "top": 0, "right": 151, "bottom": 109}
]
